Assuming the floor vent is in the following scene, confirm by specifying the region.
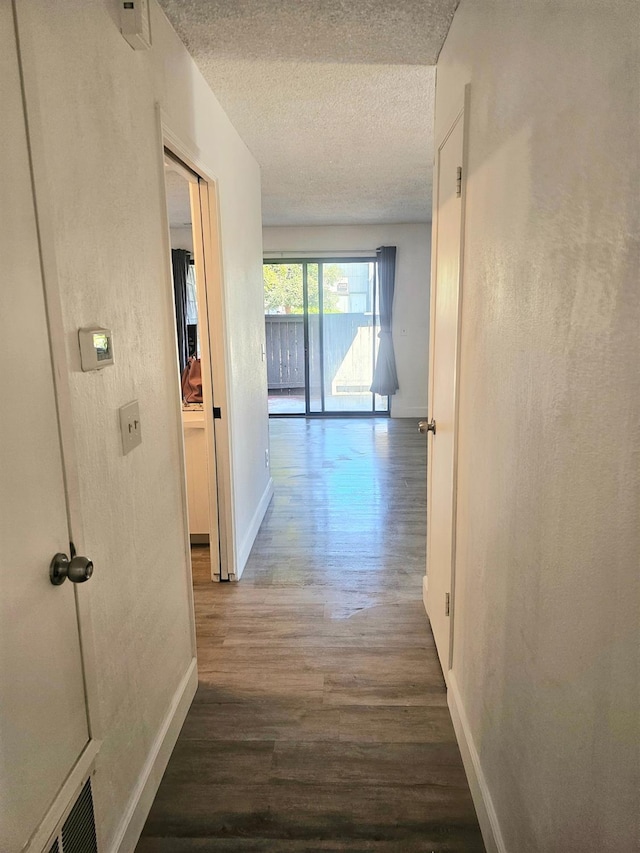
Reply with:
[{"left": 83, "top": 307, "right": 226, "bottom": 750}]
[{"left": 46, "top": 778, "right": 98, "bottom": 853}]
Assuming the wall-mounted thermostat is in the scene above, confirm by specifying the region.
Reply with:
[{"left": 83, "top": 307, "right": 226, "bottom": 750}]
[
  {"left": 120, "top": 0, "right": 152, "bottom": 50},
  {"left": 78, "top": 328, "right": 114, "bottom": 371}
]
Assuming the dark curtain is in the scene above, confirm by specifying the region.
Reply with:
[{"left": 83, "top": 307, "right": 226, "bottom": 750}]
[
  {"left": 370, "top": 245, "right": 399, "bottom": 397},
  {"left": 171, "top": 249, "right": 190, "bottom": 373}
]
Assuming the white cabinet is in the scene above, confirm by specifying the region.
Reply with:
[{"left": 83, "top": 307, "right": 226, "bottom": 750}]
[{"left": 182, "top": 408, "right": 209, "bottom": 543}]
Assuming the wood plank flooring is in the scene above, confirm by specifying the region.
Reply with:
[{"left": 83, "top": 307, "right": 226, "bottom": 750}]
[{"left": 136, "top": 418, "right": 484, "bottom": 852}]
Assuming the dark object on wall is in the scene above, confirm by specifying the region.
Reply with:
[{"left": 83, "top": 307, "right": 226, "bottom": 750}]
[
  {"left": 46, "top": 778, "right": 97, "bottom": 853},
  {"left": 370, "top": 246, "right": 399, "bottom": 397},
  {"left": 187, "top": 323, "right": 198, "bottom": 358},
  {"left": 172, "top": 248, "right": 190, "bottom": 373}
]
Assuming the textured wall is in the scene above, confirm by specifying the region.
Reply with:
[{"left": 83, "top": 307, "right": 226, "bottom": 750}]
[
  {"left": 436, "top": 0, "right": 640, "bottom": 849},
  {"left": 16, "top": 0, "right": 268, "bottom": 847},
  {"left": 263, "top": 224, "right": 431, "bottom": 418}
]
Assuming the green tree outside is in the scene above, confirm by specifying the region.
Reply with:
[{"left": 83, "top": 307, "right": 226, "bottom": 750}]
[{"left": 263, "top": 263, "right": 342, "bottom": 314}]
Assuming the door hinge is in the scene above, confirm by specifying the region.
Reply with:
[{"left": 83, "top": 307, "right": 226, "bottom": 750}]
[
  {"left": 445, "top": 592, "right": 450, "bottom": 616},
  {"left": 456, "top": 167, "right": 462, "bottom": 197},
  {"left": 213, "top": 406, "right": 222, "bottom": 419}
]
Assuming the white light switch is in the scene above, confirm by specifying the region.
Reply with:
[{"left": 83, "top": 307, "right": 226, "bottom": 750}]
[{"left": 119, "top": 400, "right": 142, "bottom": 455}]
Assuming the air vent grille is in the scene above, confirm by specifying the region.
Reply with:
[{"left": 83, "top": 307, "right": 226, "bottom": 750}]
[
  {"left": 47, "top": 840, "right": 60, "bottom": 853},
  {"left": 60, "top": 778, "right": 97, "bottom": 853}
]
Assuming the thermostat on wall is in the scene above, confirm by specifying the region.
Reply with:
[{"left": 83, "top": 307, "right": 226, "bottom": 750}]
[{"left": 78, "top": 327, "right": 114, "bottom": 371}]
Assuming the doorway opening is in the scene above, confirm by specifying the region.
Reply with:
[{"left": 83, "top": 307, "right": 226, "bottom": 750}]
[
  {"left": 163, "top": 150, "right": 232, "bottom": 582},
  {"left": 264, "top": 258, "right": 389, "bottom": 416}
]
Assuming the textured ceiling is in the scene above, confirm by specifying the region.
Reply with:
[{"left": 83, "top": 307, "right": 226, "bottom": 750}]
[{"left": 158, "top": 1, "right": 458, "bottom": 226}]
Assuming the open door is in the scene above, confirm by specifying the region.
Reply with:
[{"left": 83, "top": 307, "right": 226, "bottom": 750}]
[
  {"left": 423, "top": 94, "right": 468, "bottom": 680},
  {"left": 163, "top": 150, "right": 233, "bottom": 581},
  {"left": 1, "top": 8, "right": 98, "bottom": 850}
]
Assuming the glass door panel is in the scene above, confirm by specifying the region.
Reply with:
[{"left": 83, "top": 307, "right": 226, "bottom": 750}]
[
  {"left": 374, "top": 393, "right": 389, "bottom": 412},
  {"left": 322, "top": 261, "right": 376, "bottom": 413},
  {"left": 264, "top": 263, "right": 306, "bottom": 415}
]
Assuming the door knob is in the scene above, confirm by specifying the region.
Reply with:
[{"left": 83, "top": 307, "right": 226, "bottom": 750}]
[
  {"left": 50, "top": 552, "right": 94, "bottom": 586},
  {"left": 418, "top": 419, "right": 436, "bottom": 435}
]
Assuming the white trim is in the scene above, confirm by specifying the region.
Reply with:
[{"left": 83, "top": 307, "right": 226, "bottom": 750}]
[
  {"left": 390, "top": 404, "right": 428, "bottom": 419},
  {"left": 188, "top": 176, "right": 222, "bottom": 579},
  {"left": 198, "top": 178, "right": 237, "bottom": 580},
  {"left": 160, "top": 113, "right": 207, "bottom": 181},
  {"left": 235, "top": 477, "right": 274, "bottom": 580},
  {"left": 447, "top": 83, "right": 472, "bottom": 671},
  {"left": 109, "top": 657, "right": 198, "bottom": 853},
  {"left": 153, "top": 110, "right": 199, "bottom": 655},
  {"left": 447, "top": 671, "right": 507, "bottom": 853}
]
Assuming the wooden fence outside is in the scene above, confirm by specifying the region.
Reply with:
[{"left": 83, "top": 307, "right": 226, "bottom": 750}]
[{"left": 265, "top": 313, "right": 375, "bottom": 393}]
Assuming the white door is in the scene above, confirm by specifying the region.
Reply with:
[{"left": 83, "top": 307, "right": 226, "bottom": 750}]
[
  {"left": 0, "top": 9, "right": 92, "bottom": 852},
  {"left": 424, "top": 105, "right": 466, "bottom": 679}
]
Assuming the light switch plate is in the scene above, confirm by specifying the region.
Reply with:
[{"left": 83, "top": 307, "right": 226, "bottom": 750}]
[{"left": 119, "top": 400, "right": 142, "bottom": 455}]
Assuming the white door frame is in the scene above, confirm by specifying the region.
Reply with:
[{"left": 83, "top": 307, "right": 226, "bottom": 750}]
[
  {"left": 12, "top": 5, "right": 103, "bottom": 849},
  {"left": 158, "top": 109, "right": 236, "bottom": 584},
  {"left": 425, "top": 85, "right": 470, "bottom": 675}
]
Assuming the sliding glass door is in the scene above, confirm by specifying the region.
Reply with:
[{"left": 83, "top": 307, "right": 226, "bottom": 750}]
[
  {"left": 263, "top": 263, "right": 306, "bottom": 414},
  {"left": 264, "top": 259, "right": 389, "bottom": 416}
]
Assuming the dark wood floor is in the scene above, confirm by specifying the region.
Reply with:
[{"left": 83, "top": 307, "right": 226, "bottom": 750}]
[{"left": 136, "top": 418, "right": 484, "bottom": 852}]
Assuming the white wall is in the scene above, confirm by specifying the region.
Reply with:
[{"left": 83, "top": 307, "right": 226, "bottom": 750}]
[
  {"left": 170, "top": 226, "right": 193, "bottom": 253},
  {"left": 263, "top": 224, "right": 431, "bottom": 418},
  {"left": 435, "top": 1, "right": 640, "bottom": 850},
  {"left": 14, "top": 0, "right": 270, "bottom": 848}
]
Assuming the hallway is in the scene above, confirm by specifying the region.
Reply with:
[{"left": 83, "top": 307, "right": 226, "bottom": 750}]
[{"left": 137, "top": 419, "right": 484, "bottom": 851}]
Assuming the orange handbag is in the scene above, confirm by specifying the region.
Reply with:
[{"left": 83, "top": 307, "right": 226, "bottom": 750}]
[{"left": 181, "top": 356, "right": 203, "bottom": 403}]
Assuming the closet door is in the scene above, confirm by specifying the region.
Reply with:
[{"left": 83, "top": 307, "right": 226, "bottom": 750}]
[{"left": 1, "top": 7, "right": 93, "bottom": 851}]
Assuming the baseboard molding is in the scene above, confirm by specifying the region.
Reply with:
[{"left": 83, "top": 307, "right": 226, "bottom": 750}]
[
  {"left": 422, "top": 574, "right": 429, "bottom": 611},
  {"left": 447, "top": 671, "right": 507, "bottom": 853},
  {"left": 390, "top": 404, "right": 428, "bottom": 419},
  {"left": 235, "top": 477, "right": 274, "bottom": 580},
  {"left": 110, "top": 657, "right": 198, "bottom": 853}
]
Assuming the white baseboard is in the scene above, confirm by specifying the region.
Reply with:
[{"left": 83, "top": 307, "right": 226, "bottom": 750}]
[
  {"left": 390, "top": 403, "right": 428, "bottom": 419},
  {"left": 235, "top": 477, "right": 274, "bottom": 580},
  {"left": 110, "top": 657, "right": 198, "bottom": 853},
  {"left": 447, "top": 671, "right": 507, "bottom": 853}
]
